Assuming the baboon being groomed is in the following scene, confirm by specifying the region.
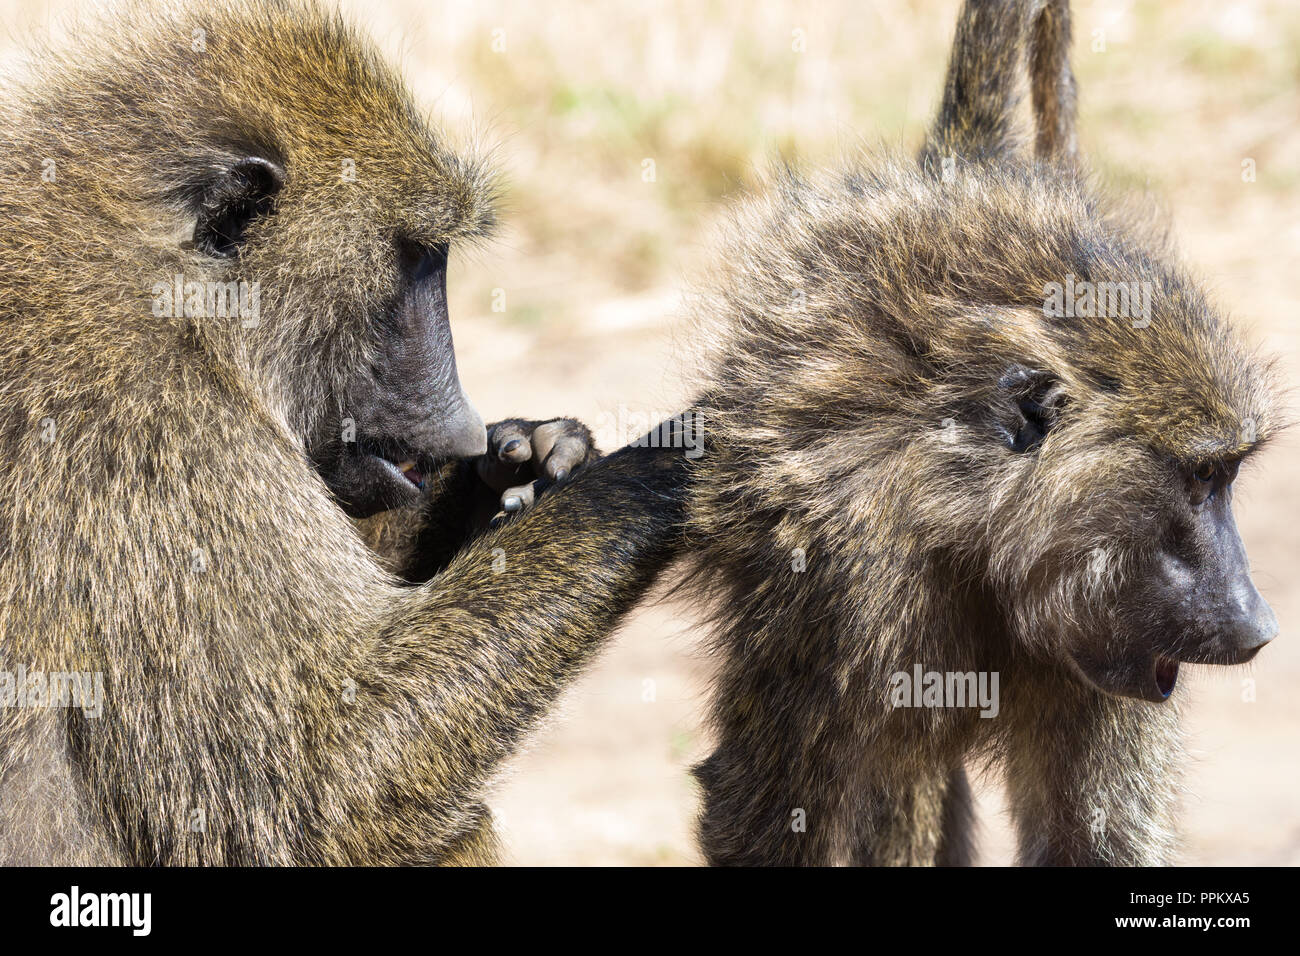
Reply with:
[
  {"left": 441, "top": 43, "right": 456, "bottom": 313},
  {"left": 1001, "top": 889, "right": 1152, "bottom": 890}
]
[
  {"left": 683, "top": 0, "right": 1281, "bottom": 865},
  {"left": 0, "top": 0, "right": 687, "bottom": 864}
]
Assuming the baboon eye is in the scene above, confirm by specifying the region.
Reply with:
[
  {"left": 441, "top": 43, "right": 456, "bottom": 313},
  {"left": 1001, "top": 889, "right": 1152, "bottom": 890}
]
[
  {"left": 1190, "top": 462, "right": 1218, "bottom": 506},
  {"left": 1189, "top": 459, "right": 1239, "bottom": 506},
  {"left": 193, "top": 157, "right": 285, "bottom": 257}
]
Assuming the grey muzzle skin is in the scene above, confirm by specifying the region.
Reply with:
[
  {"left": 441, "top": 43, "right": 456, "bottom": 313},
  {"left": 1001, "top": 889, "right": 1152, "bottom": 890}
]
[
  {"left": 1154, "top": 487, "right": 1277, "bottom": 664},
  {"left": 314, "top": 242, "right": 488, "bottom": 519},
  {"left": 1069, "top": 481, "right": 1277, "bottom": 703}
]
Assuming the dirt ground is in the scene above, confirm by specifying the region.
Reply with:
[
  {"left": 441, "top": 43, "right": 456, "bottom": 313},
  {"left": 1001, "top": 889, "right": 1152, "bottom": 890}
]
[{"left": 3, "top": 0, "right": 1296, "bottom": 864}]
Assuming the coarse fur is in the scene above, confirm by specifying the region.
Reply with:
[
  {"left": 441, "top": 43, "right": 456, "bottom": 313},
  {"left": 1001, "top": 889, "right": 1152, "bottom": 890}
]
[
  {"left": 683, "top": 0, "right": 1281, "bottom": 866},
  {"left": 0, "top": 0, "right": 685, "bottom": 865}
]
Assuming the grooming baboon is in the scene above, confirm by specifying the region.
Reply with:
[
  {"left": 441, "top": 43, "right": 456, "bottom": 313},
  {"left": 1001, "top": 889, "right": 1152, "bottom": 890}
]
[
  {"left": 684, "top": 0, "right": 1280, "bottom": 865},
  {"left": 0, "top": 0, "right": 686, "bottom": 864}
]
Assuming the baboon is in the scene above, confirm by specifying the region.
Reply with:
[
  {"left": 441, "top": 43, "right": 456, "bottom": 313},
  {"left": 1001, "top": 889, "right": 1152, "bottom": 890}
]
[
  {"left": 0, "top": 0, "right": 686, "bottom": 864},
  {"left": 684, "top": 0, "right": 1281, "bottom": 865}
]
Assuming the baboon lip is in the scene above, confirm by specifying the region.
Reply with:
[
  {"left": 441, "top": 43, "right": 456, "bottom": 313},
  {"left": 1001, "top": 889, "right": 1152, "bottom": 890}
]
[
  {"left": 393, "top": 459, "right": 424, "bottom": 487},
  {"left": 1154, "top": 656, "right": 1179, "bottom": 699},
  {"left": 366, "top": 450, "right": 426, "bottom": 494},
  {"left": 353, "top": 438, "right": 427, "bottom": 491},
  {"left": 1178, "top": 645, "right": 1266, "bottom": 667},
  {"left": 376, "top": 455, "right": 424, "bottom": 489}
]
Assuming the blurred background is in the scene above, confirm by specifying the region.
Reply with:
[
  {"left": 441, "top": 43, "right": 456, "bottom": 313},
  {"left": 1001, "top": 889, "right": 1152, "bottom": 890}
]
[{"left": 3, "top": 0, "right": 1297, "bottom": 864}]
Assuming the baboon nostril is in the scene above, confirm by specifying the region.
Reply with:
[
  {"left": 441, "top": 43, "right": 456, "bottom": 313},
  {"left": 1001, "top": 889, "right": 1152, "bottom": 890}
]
[
  {"left": 1234, "top": 608, "right": 1278, "bottom": 652},
  {"left": 1230, "top": 585, "right": 1278, "bottom": 651}
]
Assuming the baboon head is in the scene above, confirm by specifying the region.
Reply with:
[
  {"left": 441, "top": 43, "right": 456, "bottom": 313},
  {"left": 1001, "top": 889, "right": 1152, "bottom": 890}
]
[
  {"left": 985, "top": 263, "right": 1279, "bottom": 703},
  {"left": 20, "top": 0, "right": 494, "bottom": 517},
  {"left": 691, "top": 159, "right": 1281, "bottom": 702}
]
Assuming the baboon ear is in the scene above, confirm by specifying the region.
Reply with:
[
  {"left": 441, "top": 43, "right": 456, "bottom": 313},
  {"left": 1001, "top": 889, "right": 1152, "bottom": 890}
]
[
  {"left": 998, "top": 365, "right": 1067, "bottom": 453},
  {"left": 193, "top": 157, "right": 285, "bottom": 257}
]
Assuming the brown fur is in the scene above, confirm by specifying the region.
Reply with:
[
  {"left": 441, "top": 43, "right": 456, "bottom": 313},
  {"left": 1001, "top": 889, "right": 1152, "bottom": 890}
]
[
  {"left": 682, "top": 0, "right": 1280, "bottom": 865},
  {"left": 0, "top": 0, "right": 685, "bottom": 865}
]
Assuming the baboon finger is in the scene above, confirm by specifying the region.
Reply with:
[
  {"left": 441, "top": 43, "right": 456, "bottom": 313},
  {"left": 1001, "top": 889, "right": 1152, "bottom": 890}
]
[
  {"left": 539, "top": 436, "right": 589, "bottom": 482},
  {"left": 529, "top": 419, "right": 593, "bottom": 482},
  {"left": 477, "top": 420, "right": 537, "bottom": 492},
  {"left": 487, "top": 420, "right": 534, "bottom": 464},
  {"left": 476, "top": 455, "right": 532, "bottom": 495},
  {"left": 500, "top": 479, "right": 539, "bottom": 514}
]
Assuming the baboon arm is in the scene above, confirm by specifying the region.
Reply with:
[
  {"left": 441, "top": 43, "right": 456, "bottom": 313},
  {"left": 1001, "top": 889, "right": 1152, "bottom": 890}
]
[
  {"left": 61, "top": 427, "right": 681, "bottom": 865},
  {"left": 1003, "top": 674, "right": 1182, "bottom": 866},
  {"left": 934, "top": 766, "right": 976, "bottom": 866},
  {"left": 324, "top": 445, "right": 682, "bottom": 863}
]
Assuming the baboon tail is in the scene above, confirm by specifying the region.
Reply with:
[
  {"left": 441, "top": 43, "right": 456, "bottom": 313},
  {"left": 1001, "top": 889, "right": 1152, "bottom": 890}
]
[
  {"left": 920, "top": 0, "right": 1077, "bottom": 170},
  {"left": 1027, "top": 0, "right": 1077, "bottom": 165}
]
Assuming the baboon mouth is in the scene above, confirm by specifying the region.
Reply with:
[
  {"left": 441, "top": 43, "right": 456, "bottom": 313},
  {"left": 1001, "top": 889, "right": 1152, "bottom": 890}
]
[
  {"left": 361, "top": 444, "right": 426, "bottom": 491},
  {"left": 1154, "top": 656, "right": 1180, "bottom": 698},
  {"left": 379, "top": 457, "right": 424, "bottom": 488},
  {"left": 350, "top": 438, "right": 427, "bottom": 490},
  {"left": 392, "top": 459, "right": 424, "bottom": 487}
]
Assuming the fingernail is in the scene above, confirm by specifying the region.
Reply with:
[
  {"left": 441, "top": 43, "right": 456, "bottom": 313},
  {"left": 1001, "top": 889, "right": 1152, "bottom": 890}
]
[
  {"left": 554, "top": 468, "right": 569, "bottom": 482},
  {"left": 502, "top": 496, "right": 522, "bottom": 512},
  {"left": 502, "top": 439, "right": 521, "bottom": 455}
]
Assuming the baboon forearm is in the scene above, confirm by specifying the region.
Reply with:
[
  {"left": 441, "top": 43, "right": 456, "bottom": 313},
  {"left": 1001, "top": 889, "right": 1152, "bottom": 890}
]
[
  {"left": 850, "top": 773, "right": 959, "bottom": 867},
  {"left": 934, "top": 767, "right": 976, "bottom": 866},
  {"left": 320, "top": 445, "right": 684, "bottom": 860},
  {"left": 1006, "top": 683, "right": 1182, "bottom": 866}
]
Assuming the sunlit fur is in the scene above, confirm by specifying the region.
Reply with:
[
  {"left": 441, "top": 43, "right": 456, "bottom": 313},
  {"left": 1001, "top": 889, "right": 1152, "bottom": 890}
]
[{"left": 683, "top": 0, "right": 1281, "bottom": 865}]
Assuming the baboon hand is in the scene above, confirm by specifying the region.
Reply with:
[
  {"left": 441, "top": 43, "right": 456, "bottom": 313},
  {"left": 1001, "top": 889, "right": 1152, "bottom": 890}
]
[{"left": 475, "top": 417, "right": 597, "bottom": 515}]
